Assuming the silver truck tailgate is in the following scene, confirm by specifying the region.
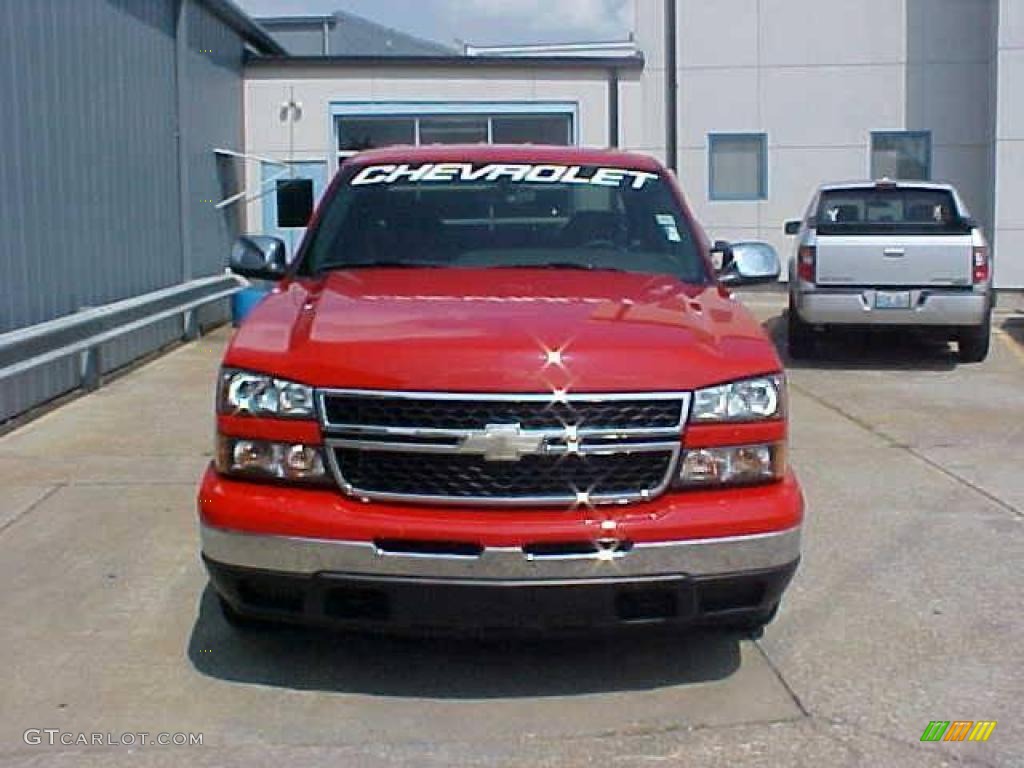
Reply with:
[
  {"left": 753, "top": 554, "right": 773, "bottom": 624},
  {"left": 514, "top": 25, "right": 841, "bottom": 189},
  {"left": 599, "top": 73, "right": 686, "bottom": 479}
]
[{"left": 815, "top": 234, "right": 973, "bottom": 287}]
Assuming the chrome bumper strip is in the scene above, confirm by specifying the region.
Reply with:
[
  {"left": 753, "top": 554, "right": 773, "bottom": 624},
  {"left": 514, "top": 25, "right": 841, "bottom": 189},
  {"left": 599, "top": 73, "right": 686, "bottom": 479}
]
[
  {"left": 797, "top": 288, "right": 989, "bottom": 326},
  {"left": 200, "top": 524, "right": 801, "bottom": 581}
]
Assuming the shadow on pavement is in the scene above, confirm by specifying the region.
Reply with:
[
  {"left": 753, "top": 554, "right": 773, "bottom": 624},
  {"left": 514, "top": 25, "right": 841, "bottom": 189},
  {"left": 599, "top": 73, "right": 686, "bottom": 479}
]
[
  {"left": 186, "top": 586, "right": 742, "bottom": 698},
  {"left": 999, "top": 315, "right": 1024, "bottom": 348},
  {"left": 763, "top": 313, "right": 959, "bottom": 371}
]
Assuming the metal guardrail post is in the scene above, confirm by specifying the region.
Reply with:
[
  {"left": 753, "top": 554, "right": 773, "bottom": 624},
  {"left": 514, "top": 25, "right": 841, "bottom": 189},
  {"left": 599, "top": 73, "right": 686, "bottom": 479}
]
[
  {"left": 79, "top": 347, "right": 101, "bottom": 391},
  {"left": 183, "top": 309, "right": 200, "bottom": 341}
]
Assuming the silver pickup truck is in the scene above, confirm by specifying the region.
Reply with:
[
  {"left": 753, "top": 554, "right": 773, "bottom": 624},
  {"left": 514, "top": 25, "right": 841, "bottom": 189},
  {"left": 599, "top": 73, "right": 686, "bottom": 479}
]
[{"left": 785, "top": 180, "right": 993, "bottom": 361}]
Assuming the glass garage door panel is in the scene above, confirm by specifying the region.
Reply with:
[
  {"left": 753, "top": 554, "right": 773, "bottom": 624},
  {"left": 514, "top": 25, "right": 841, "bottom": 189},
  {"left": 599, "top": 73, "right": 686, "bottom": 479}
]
[
  {"left": 337, "top": 111, "right": 575, "bottom": 152},
  {"left": 492, "top": 115, "right": 571, "bottom": 145},
  {"left": 338, "top": 117, "right": 415, "bottom": 152},
  {"left": 419, "top": 116, "right": 489, "bottom": 144}
]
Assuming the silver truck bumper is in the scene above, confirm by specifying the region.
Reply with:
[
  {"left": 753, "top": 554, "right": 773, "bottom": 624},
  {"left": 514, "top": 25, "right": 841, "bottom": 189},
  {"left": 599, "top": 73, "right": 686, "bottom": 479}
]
[
  {"left": 795, "top": 288, "right": 989, "bottom": 327},
  {"left": 200, "top": 524, "right": 802, "bottom": 581}
]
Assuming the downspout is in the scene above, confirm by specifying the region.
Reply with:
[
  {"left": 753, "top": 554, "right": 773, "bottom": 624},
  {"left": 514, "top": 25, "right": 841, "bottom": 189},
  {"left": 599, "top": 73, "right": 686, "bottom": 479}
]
[
  {"left": 608, "top": 66, "right": 620, "bottom": 148},
  {"left": 664, "top": 0, "right": 678, "bottom": 172},
  {"left": 175, "top": 0, "right": 192, "bottom": 281}
]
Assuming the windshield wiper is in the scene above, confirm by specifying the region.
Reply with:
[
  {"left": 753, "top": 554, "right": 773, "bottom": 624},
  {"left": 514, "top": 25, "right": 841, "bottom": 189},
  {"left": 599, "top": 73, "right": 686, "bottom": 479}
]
[{"left": 319, "top": 261, "right": 446, "bottom": 271}]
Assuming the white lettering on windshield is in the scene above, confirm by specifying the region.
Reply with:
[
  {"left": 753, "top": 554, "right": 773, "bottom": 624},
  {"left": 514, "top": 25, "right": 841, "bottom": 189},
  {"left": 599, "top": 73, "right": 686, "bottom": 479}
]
[{"left": 350, "top": 163, "right": 659, "bottom": 190}]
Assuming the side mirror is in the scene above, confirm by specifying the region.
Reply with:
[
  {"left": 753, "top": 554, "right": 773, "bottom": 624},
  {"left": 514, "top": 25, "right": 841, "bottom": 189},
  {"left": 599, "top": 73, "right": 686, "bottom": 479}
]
[
  {"left": 784, "top": 220, "right": 801, "bottom": 235},
  {"left": 718, "top": 241, "right": 781, "bottom": 286},
  {"left": 229, "top": 235, "right": 288, "bottom": 280}
]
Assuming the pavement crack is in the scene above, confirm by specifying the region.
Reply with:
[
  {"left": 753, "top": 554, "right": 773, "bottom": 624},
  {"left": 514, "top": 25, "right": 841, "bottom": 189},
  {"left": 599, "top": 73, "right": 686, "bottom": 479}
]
[
  {"left": 0, "top": 483, "right": 64, "bottom": 537},
  {"left": 790, "top": 381, "right": 1022, "bottom": 519},
  {"left": 751, "top": 639, "right": 810, "bottom": 718}
]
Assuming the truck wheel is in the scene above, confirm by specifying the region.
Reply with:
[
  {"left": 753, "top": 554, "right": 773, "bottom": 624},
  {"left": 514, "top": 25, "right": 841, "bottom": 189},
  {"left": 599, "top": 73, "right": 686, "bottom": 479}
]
[
  {"left": 957, "top": 317, "right": 991, "bottom": 363},
  {"left": 787, "top": 303, "right": 815, "bottom": 360}
]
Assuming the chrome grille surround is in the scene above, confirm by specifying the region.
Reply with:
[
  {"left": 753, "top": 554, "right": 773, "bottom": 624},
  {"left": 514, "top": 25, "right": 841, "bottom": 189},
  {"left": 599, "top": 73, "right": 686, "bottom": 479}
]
[{"left": 316, "top": 389, "right": 691, "bottom": 506}]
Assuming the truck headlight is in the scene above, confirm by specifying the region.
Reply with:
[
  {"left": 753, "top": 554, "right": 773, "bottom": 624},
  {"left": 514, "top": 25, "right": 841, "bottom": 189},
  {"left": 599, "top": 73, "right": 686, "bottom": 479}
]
[
  {"left": 690, "top": 375, "right": 783, "bottom": 422},
  {"left": 677, "top": 443, "right": 785, "bottom": 487},
  {"left": 215, "top": 435, "right": 330, "bottom": 484},
  {"left": 218, "top": 369, "right": 315, "bottom": 418}
]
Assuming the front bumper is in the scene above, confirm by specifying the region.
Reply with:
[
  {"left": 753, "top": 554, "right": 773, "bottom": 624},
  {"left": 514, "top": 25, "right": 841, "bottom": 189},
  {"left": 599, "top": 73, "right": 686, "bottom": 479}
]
[
  {"left": 199, "top": 466, "right": 803, "bottom": 631},
  {"left": 205, "top": 557, "right": 799, "bottom": 633},
  {"left": 795, "top": 287, "right": 989, "bottom": 327},
  {"left": 201, "top": 523, "right": 801, "bottom": 581}
]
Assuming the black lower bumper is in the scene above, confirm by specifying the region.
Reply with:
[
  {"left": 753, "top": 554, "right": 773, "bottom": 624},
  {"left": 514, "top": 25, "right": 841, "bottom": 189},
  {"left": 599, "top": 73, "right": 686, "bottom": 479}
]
[{"left": 205, "top": 556, "right": 799, "bottom": 635}]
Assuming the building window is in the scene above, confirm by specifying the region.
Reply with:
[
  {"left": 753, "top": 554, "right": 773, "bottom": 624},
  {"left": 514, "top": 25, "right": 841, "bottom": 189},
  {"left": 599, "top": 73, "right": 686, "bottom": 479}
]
[
  {"left": 492, "top": 115, "right": 573, "bottom": 145},
  {"left": 419, "top": 116, "right": 489, "bottom": 145},
  {"left": 337, "top": 117, "right": 415, "bottom": 153},
  {"left": 335, "top": 107, "right": 575, "bottom": 161},
  {"left": 708, "top": 133, "right": 767, "bottom": 201},
  {"left": 871, "top": 131, "right": 931, "bottom": 181}
]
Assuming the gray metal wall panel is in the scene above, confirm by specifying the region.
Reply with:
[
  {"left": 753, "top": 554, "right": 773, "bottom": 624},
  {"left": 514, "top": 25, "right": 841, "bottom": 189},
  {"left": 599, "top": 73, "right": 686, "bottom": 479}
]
[
  {"left": 1, "top": 0, "right": 243, "bottom": 422},
  {"left": 185, "top": 0, "right": 245, "bottom": 280}
]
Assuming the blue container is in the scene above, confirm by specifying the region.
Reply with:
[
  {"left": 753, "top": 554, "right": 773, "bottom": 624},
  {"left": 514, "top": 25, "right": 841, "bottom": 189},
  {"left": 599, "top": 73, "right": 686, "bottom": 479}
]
[{"left": 231, "top": 284, "right": 271, "bottom": 326}]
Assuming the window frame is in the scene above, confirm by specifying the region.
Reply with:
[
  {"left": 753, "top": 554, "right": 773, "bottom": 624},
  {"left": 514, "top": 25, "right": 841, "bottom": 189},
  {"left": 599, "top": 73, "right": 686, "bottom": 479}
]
[
  {"left": 707, "top": 132, "right": 768, "bottom": 202},
  {"left": 869, "top": 130, "right": 932, "bottom": 181},
  {"left": 331, "top": 102, "right": 578, "bottom": 169}
]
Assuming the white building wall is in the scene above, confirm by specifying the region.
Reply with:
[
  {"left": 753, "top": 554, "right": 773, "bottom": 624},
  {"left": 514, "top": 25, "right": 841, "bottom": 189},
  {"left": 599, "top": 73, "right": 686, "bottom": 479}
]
[
  {"left": 906, "top": 0, "right": 999, "bottom": 253},
  {"left": 634, "top": 0, "right": 1013, "bottom": 286},
  {"left": 620, "top": 0, "right": 667, "bottom": 161},
  {"left": 634, "top": 0, "right": 912, "bottom": 266},
  {"left": 994, "top": 0, "right": 1024, "bottom": 287}
]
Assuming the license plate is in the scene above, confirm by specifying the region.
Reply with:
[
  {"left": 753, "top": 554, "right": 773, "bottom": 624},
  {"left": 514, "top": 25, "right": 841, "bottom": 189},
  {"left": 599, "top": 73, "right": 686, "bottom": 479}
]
[{"left": 874, "top": 290, "right": 911, "bottom": 309}]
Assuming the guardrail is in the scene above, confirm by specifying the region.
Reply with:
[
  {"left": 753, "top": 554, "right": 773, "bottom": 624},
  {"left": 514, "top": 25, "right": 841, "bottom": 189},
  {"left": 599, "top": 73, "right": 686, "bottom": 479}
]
[{"left": 0, "top": 274, "right": 246, "bottom": 390}]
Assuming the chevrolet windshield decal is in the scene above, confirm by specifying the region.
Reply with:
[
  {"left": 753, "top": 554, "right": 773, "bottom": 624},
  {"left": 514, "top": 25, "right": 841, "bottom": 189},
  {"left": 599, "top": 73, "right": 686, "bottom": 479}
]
[{"left": 350, "top": 163, "right": 660, "bottom": 189}]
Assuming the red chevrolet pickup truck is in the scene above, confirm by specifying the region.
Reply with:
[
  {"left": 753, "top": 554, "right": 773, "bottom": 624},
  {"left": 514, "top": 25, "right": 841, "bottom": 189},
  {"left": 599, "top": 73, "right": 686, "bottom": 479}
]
[{"left": 198, "top": 145, "right": 803, "bottom": 634}]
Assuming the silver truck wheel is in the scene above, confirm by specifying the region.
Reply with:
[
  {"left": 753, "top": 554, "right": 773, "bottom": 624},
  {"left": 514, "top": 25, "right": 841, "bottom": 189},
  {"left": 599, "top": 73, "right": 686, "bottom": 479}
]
[{"left": 957, "top": 317, "right": 991, "bottom": 363}]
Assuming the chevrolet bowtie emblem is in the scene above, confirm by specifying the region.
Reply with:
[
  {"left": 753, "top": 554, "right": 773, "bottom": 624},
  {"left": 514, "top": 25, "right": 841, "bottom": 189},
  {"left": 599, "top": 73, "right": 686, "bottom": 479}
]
[{"left": 458, "top": 423, "right": 545, "bottom": 462}]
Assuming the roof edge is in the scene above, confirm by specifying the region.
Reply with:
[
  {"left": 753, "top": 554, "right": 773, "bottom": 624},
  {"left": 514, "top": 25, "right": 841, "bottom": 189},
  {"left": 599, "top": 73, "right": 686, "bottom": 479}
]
[
  {"left": 197, "top": 0, "right": 287, "bottom": 55},
  {"left": 244, "top": 53, "right": 645, "bottom": 70},
  {"left": 253, "top": 15, "right": 338, "bottom": 27}
]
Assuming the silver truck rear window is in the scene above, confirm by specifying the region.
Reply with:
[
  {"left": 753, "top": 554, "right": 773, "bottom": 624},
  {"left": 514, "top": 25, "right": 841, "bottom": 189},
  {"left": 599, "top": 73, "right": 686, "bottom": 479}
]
[{"left": 815, "top": 188, "right": 969, "bottom": 235}]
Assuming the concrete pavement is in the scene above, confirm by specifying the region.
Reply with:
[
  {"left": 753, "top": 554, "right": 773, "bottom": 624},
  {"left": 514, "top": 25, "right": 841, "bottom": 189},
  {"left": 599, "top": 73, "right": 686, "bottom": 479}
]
[{"left": 0, "top": 301, "right": 1021, "bottom": 767}]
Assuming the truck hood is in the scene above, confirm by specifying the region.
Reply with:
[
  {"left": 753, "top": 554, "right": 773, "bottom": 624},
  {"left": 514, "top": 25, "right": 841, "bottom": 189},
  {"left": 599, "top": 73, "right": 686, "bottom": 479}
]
[{"left": 226, "top": 269, "right": 781, "bottom": 392}]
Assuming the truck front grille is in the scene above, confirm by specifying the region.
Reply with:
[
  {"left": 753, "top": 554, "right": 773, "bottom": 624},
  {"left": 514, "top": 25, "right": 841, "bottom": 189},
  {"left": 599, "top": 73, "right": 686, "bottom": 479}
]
[
  {"left": 321, "top": 395, "right": 684, "bottom": 431},
  {"left": 332, "top": 449, "right": 675, "bottom": 502},
  {"left": 317, "top": 390, "right": 689, "bottom": 506}
]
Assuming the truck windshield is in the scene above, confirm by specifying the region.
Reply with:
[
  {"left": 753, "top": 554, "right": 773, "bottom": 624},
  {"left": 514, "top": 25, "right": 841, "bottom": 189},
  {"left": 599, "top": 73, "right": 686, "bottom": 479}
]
[
  {"left": 299, "top": 163, "right": 708, "bottom": 283},
  {"left": 815, "top": 187, "right": 969, "bottom": 236}
]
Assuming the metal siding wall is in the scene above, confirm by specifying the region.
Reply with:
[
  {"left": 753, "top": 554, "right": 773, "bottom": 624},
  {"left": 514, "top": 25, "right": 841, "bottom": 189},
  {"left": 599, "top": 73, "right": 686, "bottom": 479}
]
[
  {"left": 0, "top": 0, "right": 244, "bottom": 422},
  {"left": 186, "top": 0, "right": 245, "bottom": 281}
]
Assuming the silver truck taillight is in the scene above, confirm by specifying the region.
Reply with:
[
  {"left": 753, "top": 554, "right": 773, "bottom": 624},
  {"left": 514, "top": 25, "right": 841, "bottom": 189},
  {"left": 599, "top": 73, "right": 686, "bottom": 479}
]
[
  {"left": 972, "top": 245, "right": 989, "bottom": 284},
  {"left": 797, "top": 245, "right": 816, "bottom": 282}
]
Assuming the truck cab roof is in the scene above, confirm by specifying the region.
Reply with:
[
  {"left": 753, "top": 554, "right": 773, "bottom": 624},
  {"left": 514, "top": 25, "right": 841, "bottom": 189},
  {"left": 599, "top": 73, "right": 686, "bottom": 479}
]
[
  {"left": 343, "top": 143, "right": 666, "bottom": 172},
  {"left": 816, "top": 179, "right": 957, "bottom": 193}
]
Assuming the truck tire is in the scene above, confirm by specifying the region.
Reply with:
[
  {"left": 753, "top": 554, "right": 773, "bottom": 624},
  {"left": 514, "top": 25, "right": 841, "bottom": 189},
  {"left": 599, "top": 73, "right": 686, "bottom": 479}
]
[
  {"left": 957, "top": 317, "right": 991, "bottom": 363},
  {"left": 787, "top": 301, "right": 815, "bottom": 360}
]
